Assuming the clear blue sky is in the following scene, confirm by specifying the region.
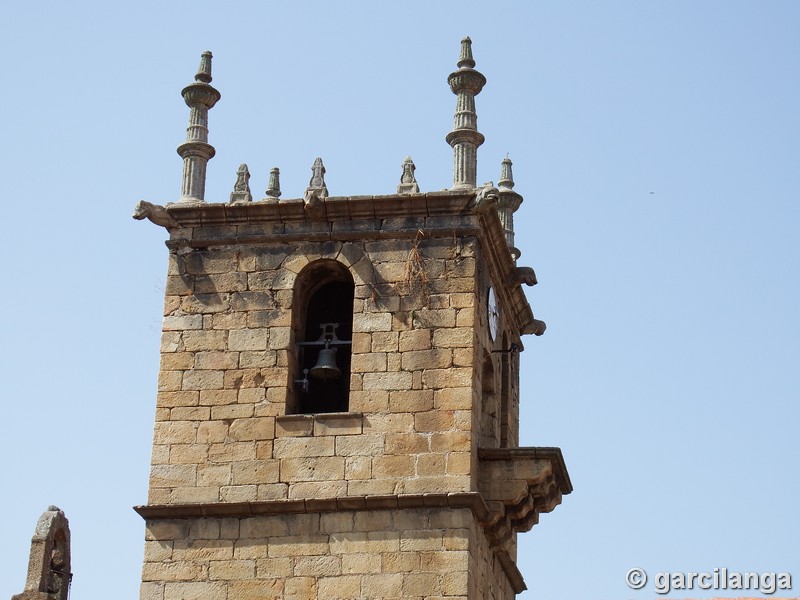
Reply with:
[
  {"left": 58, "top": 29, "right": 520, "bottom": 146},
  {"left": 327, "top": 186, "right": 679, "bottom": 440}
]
[{"left": 1, "top": 2, "right": 797, "bottom": 599}]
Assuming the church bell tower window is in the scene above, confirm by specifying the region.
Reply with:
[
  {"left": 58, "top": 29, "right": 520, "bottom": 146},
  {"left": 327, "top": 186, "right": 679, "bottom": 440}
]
[{"left": 290, "top": 260, "right": 354, "bottom": 414}]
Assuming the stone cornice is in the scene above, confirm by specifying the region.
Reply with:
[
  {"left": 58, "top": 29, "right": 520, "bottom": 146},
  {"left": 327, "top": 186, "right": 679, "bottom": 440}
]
[
  {"left": 134, "top": 491, "right": 528, "bottom": 594},
  {"left": 159, "top": 189, "right": 543, "bottom": 338}
]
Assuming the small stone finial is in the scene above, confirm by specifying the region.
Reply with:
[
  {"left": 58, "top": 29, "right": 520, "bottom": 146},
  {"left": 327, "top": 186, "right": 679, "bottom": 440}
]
[
  {"left": 195, "top": 51, "right": 213, "bottom": 83},
  {"left": 397, "top": 156, "right": 420, "bottom": 194},
  {"left": 457, "top": 36, "right": 476, "bottom": 69},
  {"left": 306, "top": 157, "right": 329, "bottom": 199},
  {"left": 266, "top": 167, "right": 282, "bottom": 199},
  {"left": 229, "top": 163, "right": 252, "bottom": 204},
  {"left": 498, "top": 155, "right": 515, "bottom": 190}
]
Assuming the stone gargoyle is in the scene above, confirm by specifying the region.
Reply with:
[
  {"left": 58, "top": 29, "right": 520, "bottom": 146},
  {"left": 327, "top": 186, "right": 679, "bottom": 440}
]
[{"left": 132, "top": 200, "right": 181, "bottom": 229}]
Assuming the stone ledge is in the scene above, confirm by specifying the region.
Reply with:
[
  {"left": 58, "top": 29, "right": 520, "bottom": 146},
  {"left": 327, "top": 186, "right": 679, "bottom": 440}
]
[{"left": 133, "top": 491, "right": 526, "bottom": 592}]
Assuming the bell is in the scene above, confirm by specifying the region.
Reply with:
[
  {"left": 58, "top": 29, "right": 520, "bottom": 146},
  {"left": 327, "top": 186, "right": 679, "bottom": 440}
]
[{"left": 309, "top": 342, "right": 340, "bottom": 380}]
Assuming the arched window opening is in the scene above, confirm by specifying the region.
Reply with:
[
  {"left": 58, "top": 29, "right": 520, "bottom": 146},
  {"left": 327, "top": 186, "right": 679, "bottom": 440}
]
[{"left": 290, "top": 261, "right": 354, "bottom": 414}]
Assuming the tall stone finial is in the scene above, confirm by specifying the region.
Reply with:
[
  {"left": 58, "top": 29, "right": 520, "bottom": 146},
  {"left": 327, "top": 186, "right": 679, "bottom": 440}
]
[
  {"left": 229, "top": 163, "right": 252, "bottom": 204},
  {"left": 12, "top": 506, "right": 72, "bottom": 600},
  {"left": 496, "top": 156, "right": 523, "bottom": 260},
  {"left": 266, "top": 167, "right": 282, "bottom": 199},
  {"left": 446, "top": 37, "right": 486, "bottom": 190},
  {"left": 498, "top": 155, "right": 515, "bottom": 190},
  {"left": 305, "top": 157, "right": 329, "bottom": 198},
  {"left": 397, "top": 156, "right": 420, "bottom": 194},
  {"left": 177, "top": 51, "right": 221, "bottom": 203}
]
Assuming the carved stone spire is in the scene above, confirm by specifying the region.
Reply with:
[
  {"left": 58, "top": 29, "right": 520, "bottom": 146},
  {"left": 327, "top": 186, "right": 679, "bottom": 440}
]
[
  {"left": 305, "top": 157, "right": 329, "bottom": 199},
  {"left": 446, "top": 37, "right": 486, "bottom": 190},
  {"left": 229, "top": 163, "right": 252, "bottom": 204},
  {"left": 496, "top": 156, "right": 524, "bottom": 260},
  {"left": 177, "top": 51, "right": 221, "bottom": 203},
  {"left": 266, "top": 167, "right": 282, "bottom": 199},
  {"left": 397, "top": 156, "right": 420, "bottom": 194}
]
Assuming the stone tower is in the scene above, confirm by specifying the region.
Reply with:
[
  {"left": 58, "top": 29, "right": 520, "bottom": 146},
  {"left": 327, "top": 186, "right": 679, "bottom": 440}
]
[{"left": 134, "top": 41, "right": 571, "bottom": 600}]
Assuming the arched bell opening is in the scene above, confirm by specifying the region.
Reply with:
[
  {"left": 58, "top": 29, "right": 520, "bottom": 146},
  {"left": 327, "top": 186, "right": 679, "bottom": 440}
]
[{"left": 289, "top": 259, "right": 354, "bottom": 414}]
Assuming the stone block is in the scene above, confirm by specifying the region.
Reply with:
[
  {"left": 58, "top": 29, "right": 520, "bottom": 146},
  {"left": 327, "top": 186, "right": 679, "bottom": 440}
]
[
  {"left": 179, "top": 293, "right": 230, "bottom": 314},
  {"left": 160, "top": 352, "right": 194, "bottom": 371},
  {"left": 239, "top": 350, "right": 277, "bottom": 368},
  {"left": 362, "top": 371, "right": 412, "bottom": 391},
  {"left": 143, "top": 540, "right": 173, "bottom": 562},
  {"left": 219, "top": 484, "right": 258, "bottom": 502},
  {"left": 350, "top": 351, "right": 387, "bottom": 373},
  {"left": 141, "top": 561, "right": 203, "bottom": 582},
  {"left": 163, "top": 582, "right": 226, "bottom": 600},
  {"left": 316, "top": 575, "right": 361, "bottom": 599},
  {"left": 208, "top": 559, "right": 255, "bottom": 580},
  {"left": 169, "top": 443, "right": 209, "bottom": 464},
  {"left": 348, "top": 390, "right": 389, "bottom": 412},
  {"left": 446, "top": 451, "right": 472, "bottom": 475},
  {"left": 430, "top": 430, "right": 471, "bottom": 452},
  {"left": 210, "top": 312, "right": 247, "bottom": 330},
  {"left": 268, "top": 326, "right": 291, "bottom": 350},
  {"left": 421, "top": 367, "right": 472, "bottom": 389},
  {"left": 341, "top": 552, "right": 381, "bottom": 574},
  {"left": 228, "top": 417, "right": 275, "bottom": 441},
  {"left": 275, "top": 415, "right": 313, "bottom": 437},
  {"left": 314, "top": 414, "right": 363, "bottom": 436},
  {"left": 158, "top": 370, "right": 182, "bottom": 392},
  {"left": 267, "top": 535, "right": 330, "bottom": 557},
  {"left": 157, "top": 391, "right": 199, "bottom": 408},
  {"left": 273, "top": 436, "right": 335, "bottom": 458},
  {"left": 284, "top": 576, "right": 315, "bottom": 599},
  {"left": 398, "top": 328, "right": 431, "bottom": 351},
  {"left": 196, "top": 464, "right": 231, "bottom": 486},
  {"left": 293, "top": 555, "right": 342, "bottom": 577},
  {"left": 344, "top": 455, "right": 371, "bottom": 479},
  {"left": 381, "top": 550, "right": 421, "bottom": 573},
  {"left": 288, "top": 480, "right": 347, "bottom": 499},
  {"left": 329, "top": 531, "right": 399, "bottom": 555},
  {"left": 404, "top": 571, "right": 443, "bottom": 596},
  {"left": 432, "top": 387, "right": 473, "bottom": 410},
  {"left": 370, "top": 331, "right": 399, "bottom": 352},
  {"left": 231, "top": 460, "right": 280, "bottom": 485},
  {"left": 182, "top": 329, "right": 227, "bottom": 351},
  {"left": 372, "top": 455, "right": 414, "bottom": 478},
  {"left": 210, "top": 404, "right": 254, "bottom": 420},
  {"left": 279, "top": 457, "right": 344, "bottom": 482},
  {"left": 162, "top": 314, "right": 203, "bottom": 331},
  {"left": 145, "top": 520, "right": 189, "bottom": 541},
  {"left": 335, "top": 434, "right": 384, "bottom": 456},
  {"left": 197, "top": 421, "right": 228, "bottom": 444},
  {"left": 169, "top": 407, "right": 210, "bottom": 421},
  {"left": 194, "top": 351, "right": 239, "bottom": 370},
  {"left": 256, "top": 483, "right": 289, "bottom": 502},
  {"left": 385, "top": 433, "right": 430, "bottom": 455},
  {"left": 193, "top": 272, "right": 247, "bottom": 294},
  {"left": 352, "top": 312, "right": 391, "bottom": 332},
  {"left": 416, "top": 452, "right": 446, "bottom": 476},
  {"left": 208, "top": 441, "right": 256, "bottom": 463},
  {"left": 199, "top": 388, "right": 238, "bottom": 406},
  {"left": 182, "top": 370, "right": 224, "bottom": 391},
  {"left": 153, "top": 421, "right": 197, "bottom": 445},
  {"left": 170, "top": 485, "right": 220, "bottom": 504},
  {"left": 362, "top": 572, "right": 404, "bottom": 597},
  {"left": 388, "top": 389, "right": 434, "bottom": 412},
  {"left": 228, "top": 328, "right": 268, "bottom": 351},
  {"left": 414, "top": 410, "right": 455, "bottom": 433},
  {"left": 150, "top": 464, "right": 196, "bottom": 488}
]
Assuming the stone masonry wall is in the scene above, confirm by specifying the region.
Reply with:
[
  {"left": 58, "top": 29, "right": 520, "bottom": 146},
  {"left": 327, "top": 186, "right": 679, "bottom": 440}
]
[
  {"left": 150, "top": 235, "right": 480, "bottom": 505},
  {"left": 141, "top": 507, "right": 487, "bottom": 600}
]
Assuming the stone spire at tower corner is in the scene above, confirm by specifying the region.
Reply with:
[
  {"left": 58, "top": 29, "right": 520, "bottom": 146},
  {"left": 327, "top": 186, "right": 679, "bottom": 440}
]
[
  {"left": 497, "top": 155, "right": 524, "bottom": 260},
  {"left": 446, "top": 37, "right": 486, "bottom": 190},
  {"left": 177, "top": 51, "right": 221, "bottom": 203}
]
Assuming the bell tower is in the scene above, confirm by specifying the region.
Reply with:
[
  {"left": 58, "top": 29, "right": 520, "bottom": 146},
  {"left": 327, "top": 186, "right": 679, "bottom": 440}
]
[{"left": 134, "top": 41, "right": 570, "bottom": 599}]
